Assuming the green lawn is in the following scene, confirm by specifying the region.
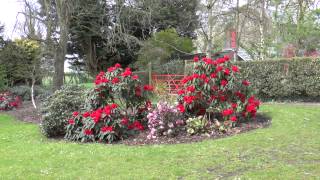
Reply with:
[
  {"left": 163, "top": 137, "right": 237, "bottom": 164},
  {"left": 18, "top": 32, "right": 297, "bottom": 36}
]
[{"left": 0, "top": 104, "right": 319, "bottom": 179}]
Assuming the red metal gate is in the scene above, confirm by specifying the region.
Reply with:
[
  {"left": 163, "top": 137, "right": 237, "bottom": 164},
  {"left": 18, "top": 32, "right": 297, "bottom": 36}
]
[{"left": 151, "top": 74, "right": 185, "bottom": 95}]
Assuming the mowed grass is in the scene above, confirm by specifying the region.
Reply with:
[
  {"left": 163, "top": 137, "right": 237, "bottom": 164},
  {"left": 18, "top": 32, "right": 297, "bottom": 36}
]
[{"left": 0, "top": 104, "right": 320, "bottom": 179}]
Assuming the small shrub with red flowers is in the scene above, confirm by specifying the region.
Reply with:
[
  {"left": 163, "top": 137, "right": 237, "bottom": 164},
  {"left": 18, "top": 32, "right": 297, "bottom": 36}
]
[
  {"left": 177, "top": 55, "right": 260, "bottom": 129},
  {"left": 0, "top": 91, "right": 21, "bottom": 111},
  {"left": 65, "top": 64, "right": 153, "bottom": 143},
  {"left": 146, "top": 101, "right": 185, "bottom": 139}
]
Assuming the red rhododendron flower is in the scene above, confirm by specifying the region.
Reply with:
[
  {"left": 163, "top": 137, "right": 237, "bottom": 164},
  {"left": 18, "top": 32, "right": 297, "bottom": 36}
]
[
  {"left": 221, "top": 79, "right": 228, "bottom": 86},
  {"left": 178, "top": 89, "right": 185, "bottom": 95},
  {"left": 101, "top": 126, "right": 113, "bottom": 133},
  {"left": 111, "top": 103, "right": 118, "bottom": 109},
  {"left": 112, "top": 77, "right": 120, "bottom": 84},
  {"left": 230, "top": 116, "right": 237, "bottom": 122},
  {"left": 121, "top": 118, "right": 129, "bottom": 126},
  {"left": 84, "top": 129, "right": 93, "bottom": 135},
  {"left": 231, "top": 103, "right": 238, "bottom": 109},
  {"left": 128, "top": 121, "right": 144, "bottom": 131},
  {"left": 90, "top": 109, "right": 103, "bottom": 123},
  {"left": 104, "top": 106, "right": 112, "bottom": 115},
  {"left": 222, "top": 108, "right": 233, "bottom": 116},
  {"left": 121, "top": 70, "right": 132, "bottom": 77},
  {"left": 219, "top": 95, "right": 226, "bottom": 102},
  {"left": 224, "top": 68, "right": 230, "bottom": 76},
  {"left": 216, "top": 58, "right": 225, "bottom": 64},
  {"left": 68, "top": 119, "right": 75, "bottom": 125},
  {"left": 186, "top": 85, "right": 195, "bottom": 93},
  {"left": 246, "top": 104, "right": 256, "bottom": 113},
  {"left": 216, "top": 66, "right": 224, "bottom": 72},
  {"left": 177, "top": 104, "right": 185, "bottom": 113},
  {"left": 72, "top": 111, "right": 79, "bottom": 116},
  {"left": 242, "top": 80, "right": 250, "bottom": 86},
  {"left": 143, "top": 85, "right": 154, "bottom": 91},
  {"left": 114, "top": 63, "right": 121, "bottom": 68},
  {"left": 132, "top": 75, "right": 139, "bottom": 80},
  {"left": 83, "top": 112, "right": 90, "bottom": 118},
  {"left": 193, "top": 56, "right": 199, "bottom": 62},
  {"left": 108, "top": 67, "right": 116, "bottom": 72},
  {"left": 224, "top": 55, "right": 230, "bottom": 61},
  {"left": 183, "top": 95, "right": 196, "bottom": 104},
  {"left": 210, "top": 73, "right": 217, "bottom": 78},
  {"left": 231, "top": 65, "right": 239, "bottom": 73}
]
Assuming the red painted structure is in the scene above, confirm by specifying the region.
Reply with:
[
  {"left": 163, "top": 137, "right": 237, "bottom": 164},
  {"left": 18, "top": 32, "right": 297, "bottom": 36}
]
[{"left": 151, "top": 74, "right": 185, "bottom": 94}]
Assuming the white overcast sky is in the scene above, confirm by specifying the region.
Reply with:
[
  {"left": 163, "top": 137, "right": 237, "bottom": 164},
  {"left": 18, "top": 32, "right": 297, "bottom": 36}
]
[{"left": 0, "top": 0, "right": 24, "bottom": 39}]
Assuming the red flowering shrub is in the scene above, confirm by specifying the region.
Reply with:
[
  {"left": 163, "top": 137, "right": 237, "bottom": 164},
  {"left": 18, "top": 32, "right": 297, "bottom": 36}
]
[
  {"left": 65, "top": 64, "right": 153, "bottom": 143},
  {"left": 177, "top": 56, "right": 260, "bottom": 125},
  {"left": 0, "top": 91, "right": 21, "bottom": 111}
]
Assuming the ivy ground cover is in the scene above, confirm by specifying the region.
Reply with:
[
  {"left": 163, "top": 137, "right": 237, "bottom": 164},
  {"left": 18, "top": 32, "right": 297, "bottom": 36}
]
[{"left": 0, "top": 104, "right": 319, "bottom": 179}]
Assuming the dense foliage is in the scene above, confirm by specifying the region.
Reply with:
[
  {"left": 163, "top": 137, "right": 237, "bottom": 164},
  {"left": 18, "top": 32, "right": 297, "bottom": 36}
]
[
  {"left": 236, "top": 58, "right": 320, "bottom": 101},
  {"left": 0, "top": 39, "right": 41, "bottom": 86},
  {"left": 40, "top": 85, "right": 87, "bottom": 137},
  {"left": 177, "top": 56, "right": 260, "bottom": 127},
  {"left": 136, "top": 29, "right": 195, "bottom": 68},
  {"left": 65, "top": 64, "right": 153, "bottom": 143}
]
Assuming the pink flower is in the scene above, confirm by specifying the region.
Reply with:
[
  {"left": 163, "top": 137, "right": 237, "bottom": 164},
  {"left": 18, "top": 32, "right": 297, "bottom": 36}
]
[{"left": 114, "top": 63, "right": 121, "bottom": 68}]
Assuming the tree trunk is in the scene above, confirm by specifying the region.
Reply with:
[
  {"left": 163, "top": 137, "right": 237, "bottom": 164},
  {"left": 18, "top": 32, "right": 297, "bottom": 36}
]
[
  {"left": 207, "top": 0, "right": 213, "bottom": 58},
  {"left": 52, "top": 27, "right": 67, "bottom": 90},
  {"left": 52, "top": 0, "right": 70, "bottom": 90},
  {"left": 259, "top": 0, "right": 265, "bottom": 61}
]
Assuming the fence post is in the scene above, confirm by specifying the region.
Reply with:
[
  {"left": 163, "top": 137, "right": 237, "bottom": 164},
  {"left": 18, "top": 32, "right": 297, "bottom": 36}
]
[
  {"left": 148, "top": 62, "right": 152, "bottom": 85},
  {"left": 184, "top": 60, "right": 187, "bottom": 76}
]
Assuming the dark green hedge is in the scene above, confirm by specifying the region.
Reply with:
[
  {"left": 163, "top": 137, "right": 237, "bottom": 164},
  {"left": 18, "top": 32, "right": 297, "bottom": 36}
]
[{"left": 236, "top": 58, "right": 320, "bottom": 101}]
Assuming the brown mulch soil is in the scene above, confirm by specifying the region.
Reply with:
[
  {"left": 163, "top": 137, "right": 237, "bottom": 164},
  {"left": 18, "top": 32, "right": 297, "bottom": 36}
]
[
  {"left": 120, "top": 114, "right": 271, "bottom": 146},
  {"left": 4, "top": 103, "right": 271, "bottom": 146},
  {"left": 5, "top": 101, "right": 42, "bottom": 124}
]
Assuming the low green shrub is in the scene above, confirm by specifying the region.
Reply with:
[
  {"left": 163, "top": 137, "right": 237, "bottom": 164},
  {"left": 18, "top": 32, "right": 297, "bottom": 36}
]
[
  {"left": 186, "top": 116, "right": 212, "bottom": 135},
  {"left": 9, "top": 85, "right": 51, "bottom": 101},
  {"left": 40, "top": 85, "right": 86, "bottom": 137},
  {"left": 236, "top": 58, "right": 320, "bottom": 101}
]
